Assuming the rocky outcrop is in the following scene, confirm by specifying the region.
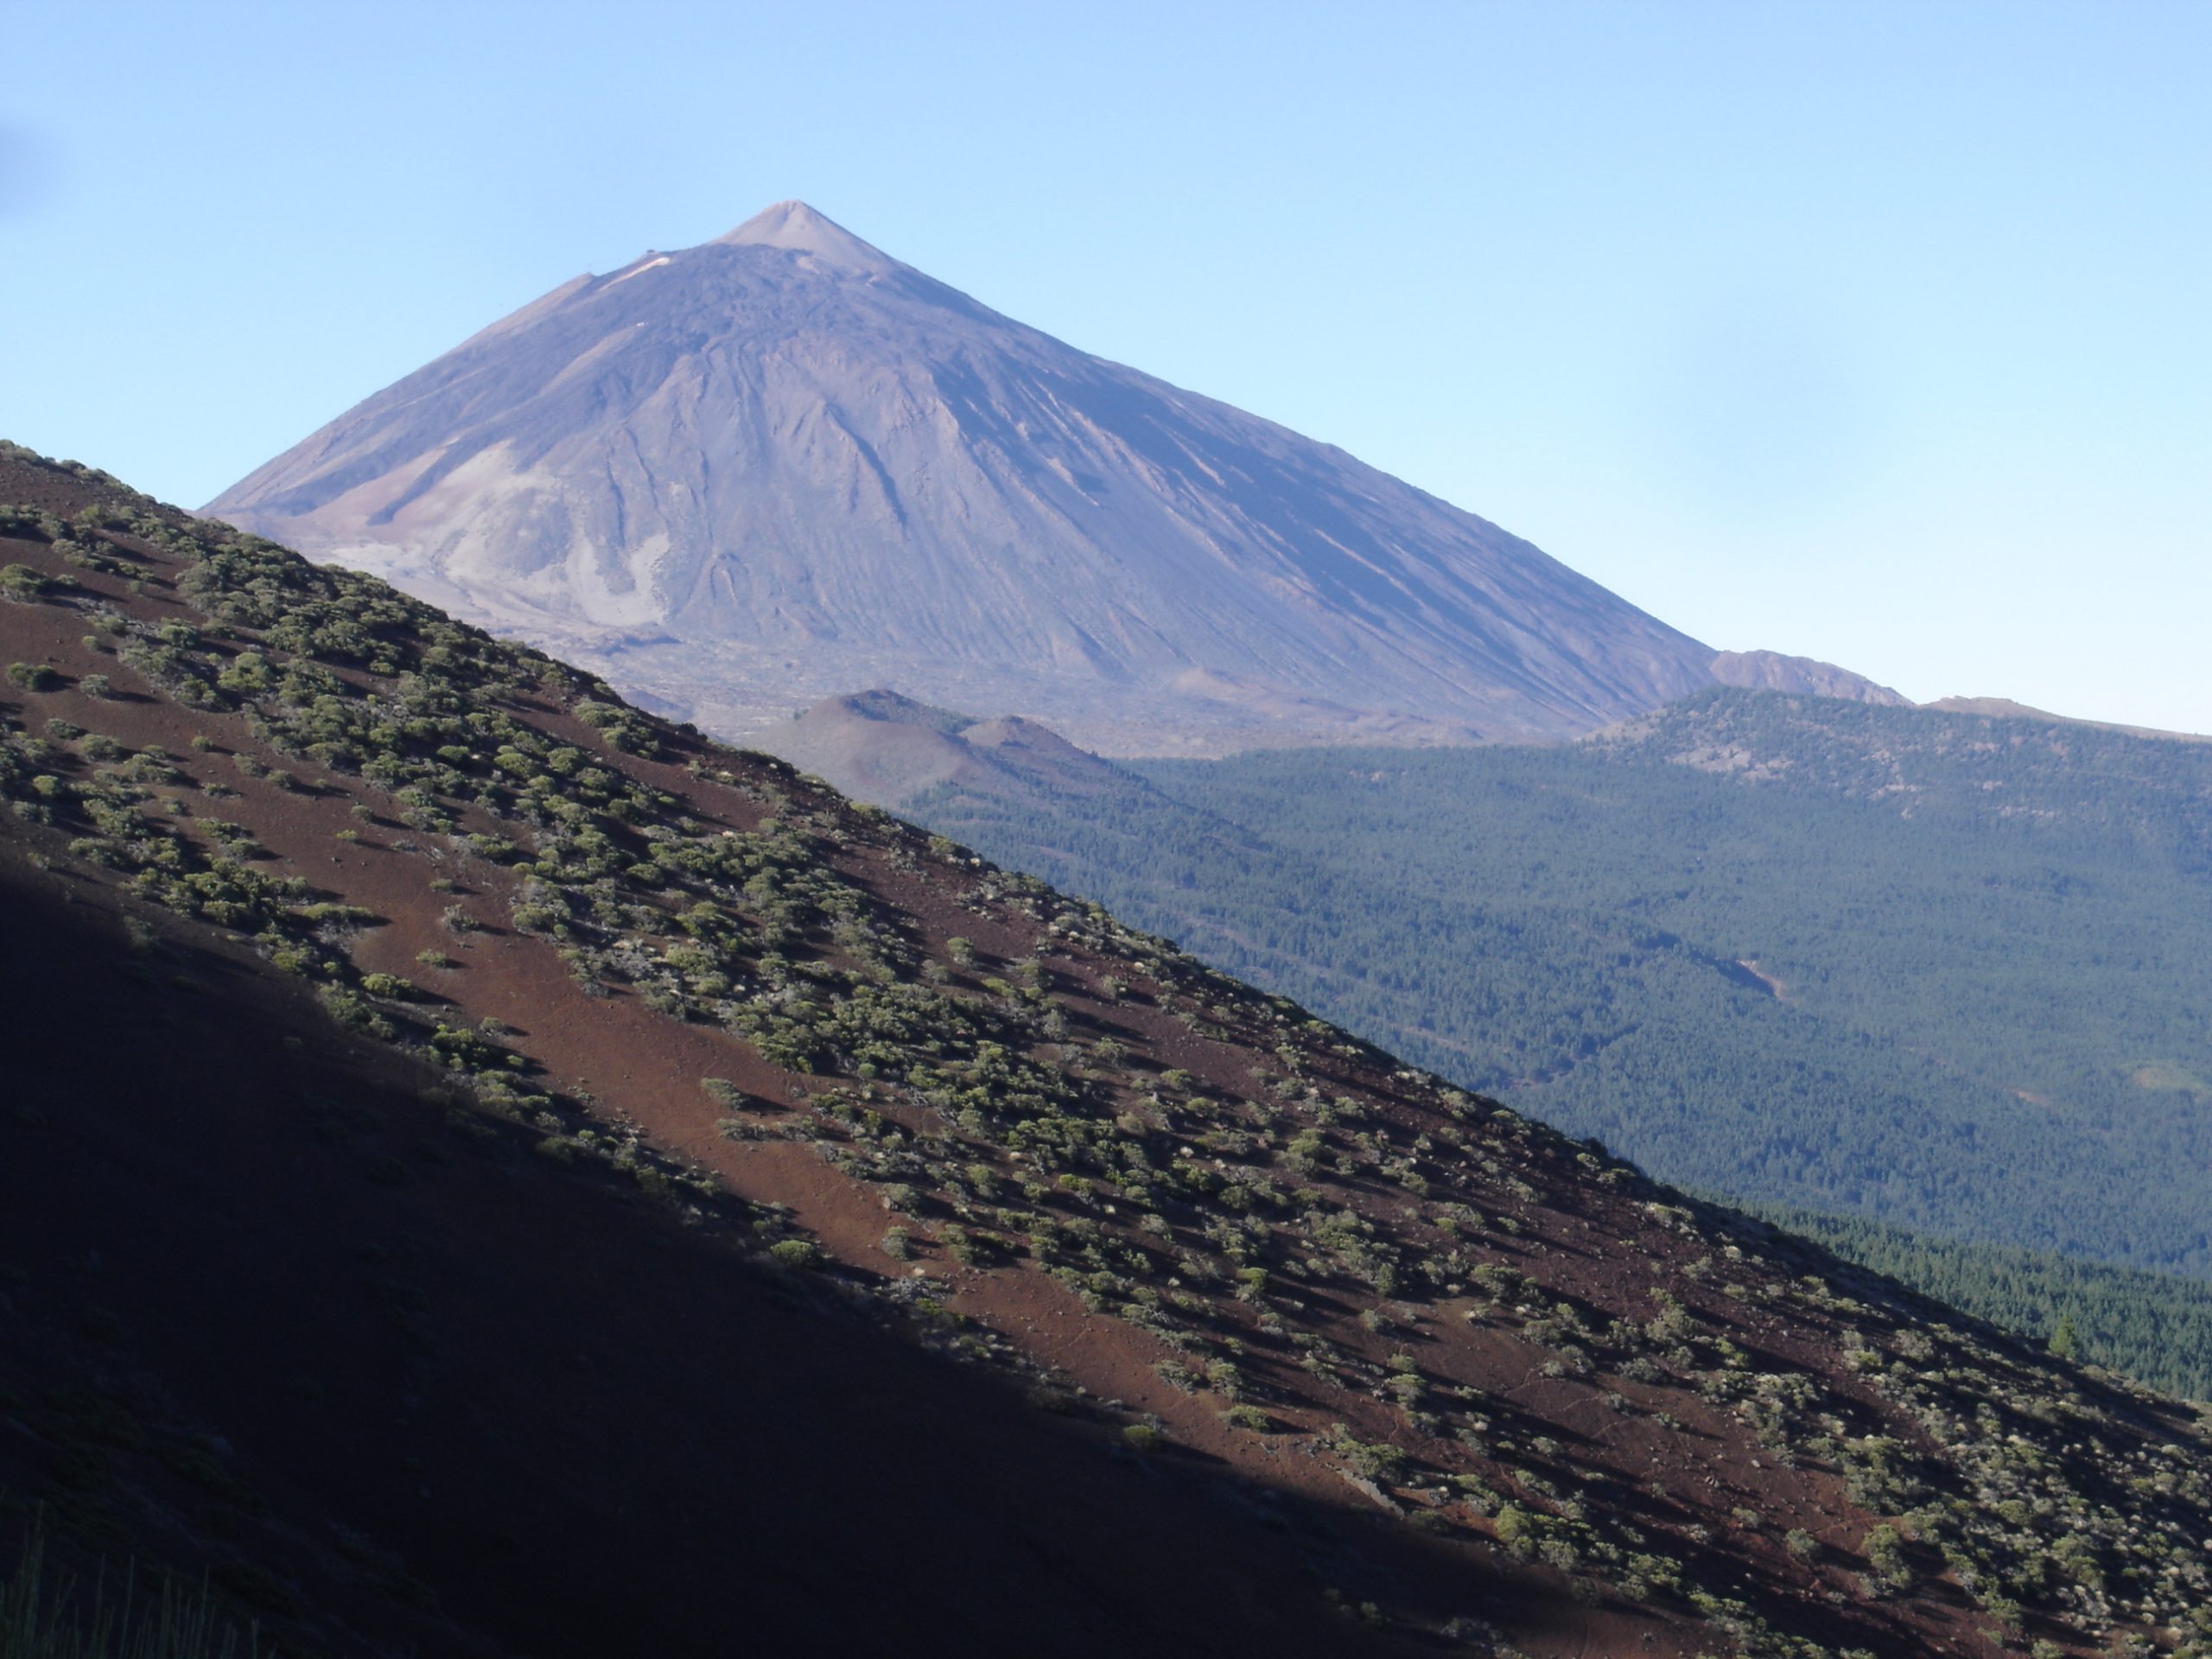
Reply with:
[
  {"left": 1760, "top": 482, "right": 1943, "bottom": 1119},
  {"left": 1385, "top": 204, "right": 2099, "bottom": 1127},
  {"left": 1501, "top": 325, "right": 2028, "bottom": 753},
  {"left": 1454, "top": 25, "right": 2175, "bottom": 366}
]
[{"left": 1708, "top": 648, "right": 1910, "bottom": 705}]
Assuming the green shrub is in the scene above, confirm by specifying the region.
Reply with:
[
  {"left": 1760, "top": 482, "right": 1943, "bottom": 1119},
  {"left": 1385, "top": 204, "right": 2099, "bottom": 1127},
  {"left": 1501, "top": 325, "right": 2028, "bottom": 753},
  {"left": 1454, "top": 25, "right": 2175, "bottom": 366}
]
[
  {"left": 939, "top": 1224, "right": 992, "bottom": 1267},
  {"left": 1491, "top": 1503, "right": 1534, "bottom": 1550},
  {"left": 768, "top": 1239, "right": 823, "bottom": 1270},
  {"left": 1327, "top": 1424, "right": 1406, "bottom": 1484},
  {"left": 701, "top": 1077, "right": 747, "bottom": 1111},
  {"left": 5, "top": 662, "right": 58, "bottom": 691},
  {"left": 1862, "top": 1522, "right": 1910, "bottom": 1587},
  {"left": 318, "top": 986, "right": 396, "bottom": 1039}
]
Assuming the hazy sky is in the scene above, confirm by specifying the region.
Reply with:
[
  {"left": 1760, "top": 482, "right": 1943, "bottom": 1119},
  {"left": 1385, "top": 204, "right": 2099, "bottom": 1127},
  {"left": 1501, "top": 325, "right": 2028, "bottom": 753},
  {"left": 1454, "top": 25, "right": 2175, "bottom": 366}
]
[{"left": 4, "top": 1, "right": 2207, "bottom": 731}]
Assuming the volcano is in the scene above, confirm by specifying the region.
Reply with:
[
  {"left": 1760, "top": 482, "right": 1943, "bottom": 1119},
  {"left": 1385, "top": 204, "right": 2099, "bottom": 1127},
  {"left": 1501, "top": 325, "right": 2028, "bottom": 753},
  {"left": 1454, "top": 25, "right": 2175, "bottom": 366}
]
[{"left": 207, "top": 201, "right": 1897, "bottom": 753}]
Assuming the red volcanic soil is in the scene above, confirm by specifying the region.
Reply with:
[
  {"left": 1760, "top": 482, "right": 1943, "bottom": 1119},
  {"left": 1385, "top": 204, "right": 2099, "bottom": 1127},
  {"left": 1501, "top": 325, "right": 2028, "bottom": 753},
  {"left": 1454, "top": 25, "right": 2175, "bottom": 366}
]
[
  {"left": 2, "top": 863, "right": 1505, "bottom": 1659},
  {"left": 0, "top": 461, "right": 1605, "bottom": 1656},
  {"left": 1, "top": 448, "right": 2190, "bottom": 1657}
]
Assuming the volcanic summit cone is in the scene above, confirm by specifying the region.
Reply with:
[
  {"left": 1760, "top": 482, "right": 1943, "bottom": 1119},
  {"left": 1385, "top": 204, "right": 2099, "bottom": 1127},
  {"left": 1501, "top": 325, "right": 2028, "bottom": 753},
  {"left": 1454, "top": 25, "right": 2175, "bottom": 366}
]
[{"left": 207, "top": 202, "right": 1899, "bottom": 753}]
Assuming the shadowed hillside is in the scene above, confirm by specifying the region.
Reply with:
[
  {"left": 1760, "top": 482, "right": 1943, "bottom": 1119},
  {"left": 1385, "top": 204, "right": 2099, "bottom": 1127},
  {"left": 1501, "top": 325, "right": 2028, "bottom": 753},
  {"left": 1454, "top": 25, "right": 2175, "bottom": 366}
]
[{"left": 5, "top": 442, "right": 2211, "bottom": 1657}]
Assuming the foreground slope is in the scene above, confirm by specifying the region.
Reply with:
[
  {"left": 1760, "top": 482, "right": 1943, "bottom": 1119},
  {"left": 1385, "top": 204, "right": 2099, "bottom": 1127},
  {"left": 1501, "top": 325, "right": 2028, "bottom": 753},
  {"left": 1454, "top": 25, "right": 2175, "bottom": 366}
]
[
  {"left": 4, "top": 867, "right": 1420, "bottom": 1658},
  {"left": 6, "top": 444, "right": 2212, "bottom": 1657},
  {"left": 204, "top": 202, "right": 1894, "bottom": 755}
]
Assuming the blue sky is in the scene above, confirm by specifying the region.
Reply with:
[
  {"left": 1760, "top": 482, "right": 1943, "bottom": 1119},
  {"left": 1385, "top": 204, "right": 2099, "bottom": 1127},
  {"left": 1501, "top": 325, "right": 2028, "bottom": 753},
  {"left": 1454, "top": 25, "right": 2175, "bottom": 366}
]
[{"left": 4, "top": 0, "right": 2207, "bottom": 730}]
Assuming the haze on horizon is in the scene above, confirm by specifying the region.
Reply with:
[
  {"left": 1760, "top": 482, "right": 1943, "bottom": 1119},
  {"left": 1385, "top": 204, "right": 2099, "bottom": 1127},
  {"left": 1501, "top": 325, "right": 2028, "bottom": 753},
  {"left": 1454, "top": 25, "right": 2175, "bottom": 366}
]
[{"left": 3, "top": 0, "right": 2205, "bottom": 734}]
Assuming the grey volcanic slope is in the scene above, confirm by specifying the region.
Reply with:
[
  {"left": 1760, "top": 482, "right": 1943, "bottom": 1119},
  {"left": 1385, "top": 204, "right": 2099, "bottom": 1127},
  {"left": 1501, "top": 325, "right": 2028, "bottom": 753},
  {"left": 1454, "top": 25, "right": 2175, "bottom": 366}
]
[{"left": 209, "top": 201, "right": 1866, "bottom": 753}]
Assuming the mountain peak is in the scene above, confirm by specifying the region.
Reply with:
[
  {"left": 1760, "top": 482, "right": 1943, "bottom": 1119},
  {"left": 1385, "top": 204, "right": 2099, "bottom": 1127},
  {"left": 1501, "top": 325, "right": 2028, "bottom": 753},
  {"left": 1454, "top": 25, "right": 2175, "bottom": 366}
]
[
  {"left": 205, "top": 209, "right": 1734, "bottom": 753},
  {"left": 711, "top": 199, "right": 899, "bottom": 273}
]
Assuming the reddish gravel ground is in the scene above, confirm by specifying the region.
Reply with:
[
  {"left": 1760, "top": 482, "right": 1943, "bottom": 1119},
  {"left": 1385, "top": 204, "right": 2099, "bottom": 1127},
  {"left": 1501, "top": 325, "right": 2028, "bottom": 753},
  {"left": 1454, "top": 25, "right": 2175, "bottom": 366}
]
[{"left": 1, "top": 449, "right": 2179, "bottom": 1657}]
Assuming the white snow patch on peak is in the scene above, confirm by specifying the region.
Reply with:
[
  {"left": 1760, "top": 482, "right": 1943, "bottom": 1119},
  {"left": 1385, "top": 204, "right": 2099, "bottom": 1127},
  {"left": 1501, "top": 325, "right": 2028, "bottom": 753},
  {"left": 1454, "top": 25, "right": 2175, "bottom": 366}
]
[{"left": 607, "top": 255, "right": 671, "bottom": 286}]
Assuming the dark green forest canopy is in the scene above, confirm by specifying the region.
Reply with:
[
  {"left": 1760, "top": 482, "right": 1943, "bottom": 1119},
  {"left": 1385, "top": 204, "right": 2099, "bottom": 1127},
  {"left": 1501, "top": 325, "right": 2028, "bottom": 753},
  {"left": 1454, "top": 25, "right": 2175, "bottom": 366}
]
[
  {"left": 905, "top": 689, "right": 2212, "bottom": 1279},
  {"left": 1735, "top": 1199, "right": 2212, "bottom": 1402}
]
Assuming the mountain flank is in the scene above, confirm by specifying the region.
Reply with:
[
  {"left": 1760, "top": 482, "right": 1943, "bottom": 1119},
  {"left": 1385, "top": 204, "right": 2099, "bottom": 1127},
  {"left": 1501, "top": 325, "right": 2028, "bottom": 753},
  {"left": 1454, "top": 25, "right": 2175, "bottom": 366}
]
[
  {"left": 206, "top": 202, "right": 1892, "bottom": 756},
  {"left": 8, "top": 442, "right": 2212, "bottom": 1656},
  {"left": 1923, "top": 695, "right": 2211, "bottom": 744},
  {"left": 1710, "top": 650, "right": 1909, "bottom": 705}
]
